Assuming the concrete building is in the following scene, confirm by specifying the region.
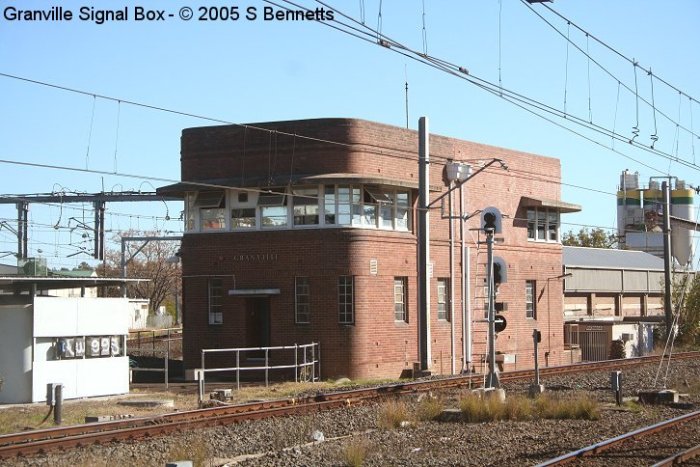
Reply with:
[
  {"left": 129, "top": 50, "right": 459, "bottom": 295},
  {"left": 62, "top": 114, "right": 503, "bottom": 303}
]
[
  {"left": 0, "top": 276, "right": 144, "bottom": 404},
  {"left": 159, "top": 118, "right": 581, "bottom": 379},
  {"left": 562, "top": 246, "right": 672, "bottom": 361}
]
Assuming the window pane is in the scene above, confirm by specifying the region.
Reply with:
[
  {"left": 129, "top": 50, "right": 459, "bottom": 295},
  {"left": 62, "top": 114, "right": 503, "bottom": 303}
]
[
  {"left": 394, "top": 277, "right": 407, "bottom": 322},
  {"left": 527, "top": 209, "right": 536, "bottom": 239},
  {"left": 261, "top": 206, "right": 288, "bottom": 227},
  {"left": 232, "top": 208, "right": 256, "bottom": 228},
  {"left": 536, "top": 210, "right": 546, "bottom": 240},
  {"left": 380, "top": 204, "right": 393, "bottom": 229},
  {"left": 295, "top": 277, "right": 310, "bottom": 324},
  {"left": 324, "top": 186, "right": 336, "bottom": 224},
  {"left": 548, "top": 211, "right": 559, "bottom": 241},
  {"left": 185, "top": 192, "right": 196, "bottom": 231},
  {"left": 338, "top": 276, "right": 354, "bottom": 324},
  {"left": 201, "top": 208, "right": 226, "bottom": 231},
  {"left": 209, "top": 278, "right": 223, "bottom": 325},
  {"left": 526, "top": 280, "right": 536, "bottom": 319},
  {"left": 437, "top": 278, "right": 449, "bottom": 321},
  {"left": 195, "top": 191, "right": 225, "bottom": 208}
]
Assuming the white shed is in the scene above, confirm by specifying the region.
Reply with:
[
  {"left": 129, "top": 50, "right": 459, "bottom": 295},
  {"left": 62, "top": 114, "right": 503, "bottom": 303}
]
[{"left": 0, "top": 276, "right": 147, "bottom": 404}]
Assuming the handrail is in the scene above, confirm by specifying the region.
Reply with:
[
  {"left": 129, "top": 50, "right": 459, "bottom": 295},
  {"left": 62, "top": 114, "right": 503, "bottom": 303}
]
[{"left": 197, "top": 342, "right": 320, "bottom": 404}]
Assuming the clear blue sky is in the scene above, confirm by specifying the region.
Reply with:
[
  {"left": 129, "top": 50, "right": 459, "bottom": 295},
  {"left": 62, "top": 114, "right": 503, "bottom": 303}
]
[{"left": 1, "top": 0, "right": 698, "bottom": 268}]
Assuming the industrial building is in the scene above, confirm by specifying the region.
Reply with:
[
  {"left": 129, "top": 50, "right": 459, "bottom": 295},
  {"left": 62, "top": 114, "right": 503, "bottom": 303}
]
[
  {"left": 159, "top": 118, "right": 582, "bottom": 380},
  {"left": 562, "top": 246, "right": 669, "bottom": 362}
]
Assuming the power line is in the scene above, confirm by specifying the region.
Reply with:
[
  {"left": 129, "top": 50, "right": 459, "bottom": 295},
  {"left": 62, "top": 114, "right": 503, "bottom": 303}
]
[
  {"left": 305, "top": 0, "right": 700, "bottom": 173},
  {"left": 538, "top": 1, "right": 700, "bottom": 106},
  {"left": 519, "top": 0, "right": 700, "bottom": 142}
]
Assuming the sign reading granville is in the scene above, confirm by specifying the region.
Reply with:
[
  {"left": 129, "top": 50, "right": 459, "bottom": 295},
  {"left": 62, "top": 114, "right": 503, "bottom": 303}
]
[{"left": 231, "top": 253, "right": 278, "bottom": 262}]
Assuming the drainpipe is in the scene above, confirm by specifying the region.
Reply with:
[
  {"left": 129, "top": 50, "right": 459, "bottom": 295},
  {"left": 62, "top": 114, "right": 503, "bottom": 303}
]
[{"left": 448, "top": 183, "right": 455, "bottom": 375}]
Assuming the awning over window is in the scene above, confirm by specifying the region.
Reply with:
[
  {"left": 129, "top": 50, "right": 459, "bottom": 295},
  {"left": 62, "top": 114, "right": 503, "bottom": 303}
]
[
  {"left": 229, "top": 288, "right": 281, "bottom": 296},
  {"left": 521, "top": 196, "right": 582, "bottom": 213}
]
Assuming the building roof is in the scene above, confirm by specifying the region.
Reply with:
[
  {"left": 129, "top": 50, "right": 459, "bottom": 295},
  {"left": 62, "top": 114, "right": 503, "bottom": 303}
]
[
  {"left": 0, "top": 263, "right": 18, "bottom": 275},
  {"left": 0, "top": 276, "right": 148, "bottom": 293},
  {"left": 563, "top": 246, "right": 665, "bottom": 271}
]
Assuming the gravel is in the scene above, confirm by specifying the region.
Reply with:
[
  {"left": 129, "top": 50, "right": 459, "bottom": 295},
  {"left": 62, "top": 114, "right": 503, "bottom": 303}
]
[{"left": 5, "top": 358, "right": 700, "bottom": 467}]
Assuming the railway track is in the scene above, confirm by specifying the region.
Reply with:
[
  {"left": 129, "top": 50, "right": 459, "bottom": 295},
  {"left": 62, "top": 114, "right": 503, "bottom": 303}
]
[
  {"left": 538, "top": 409, "right": 700, "bottom": 466},
  {"left": 1, "top": 351, "right": 698, "bottom": 461}
]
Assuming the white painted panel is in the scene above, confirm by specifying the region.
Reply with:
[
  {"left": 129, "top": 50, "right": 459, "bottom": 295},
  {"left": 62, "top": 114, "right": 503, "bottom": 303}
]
[
  {"left": 32, "top": 357, "right": 128, "bottom": 401},
  {"left": 0, "top": 304, "right": 33, "bottom": 404},
  {"left": 32, "top": 360, "right": 79, "bottom": 402},
  {"left": 77, "top": 357, "right": 129, "bottom": 397},
  {"left": 34, "top": 297, "right": 78, "bottom": 337},
  {"left": 76, "top": 298, "right": 130, "bottom": 335}
]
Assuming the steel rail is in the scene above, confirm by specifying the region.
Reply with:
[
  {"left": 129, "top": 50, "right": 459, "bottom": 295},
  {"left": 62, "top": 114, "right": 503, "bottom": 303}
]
[
  {"left": 537, "top": 410, "right": 700, "bottom": 466},
  {"left": 1, "top": 351, "right": 698, "bottom": 460},
  {"left": 652, "top": 443, "right": 700, "bottom": 466}
]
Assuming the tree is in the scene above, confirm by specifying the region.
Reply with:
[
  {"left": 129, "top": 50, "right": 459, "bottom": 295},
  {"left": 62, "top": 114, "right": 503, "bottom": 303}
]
[
  {"left": 561, "top": 228, "right": 618, "bottom": 248},
  {"left": 672, "top": 273, "right": 700, "bottom": 346},
  {"left": 75, "top": 261, "right": 94, "bottom": 271},
  {"left": 97, "top": 230, "right": 181, "bottom": 317}
]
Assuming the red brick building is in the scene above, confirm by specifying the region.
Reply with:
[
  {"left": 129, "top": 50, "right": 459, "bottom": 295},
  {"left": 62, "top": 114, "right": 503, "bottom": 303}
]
[{"left": 159, "top": 118, "right": 581, "bottom": 379}]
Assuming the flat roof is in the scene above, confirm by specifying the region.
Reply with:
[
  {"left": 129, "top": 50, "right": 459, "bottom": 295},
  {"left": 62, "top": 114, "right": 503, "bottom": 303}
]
[{"left": 0, "top": 276, "right": 149, "bottom": 291}]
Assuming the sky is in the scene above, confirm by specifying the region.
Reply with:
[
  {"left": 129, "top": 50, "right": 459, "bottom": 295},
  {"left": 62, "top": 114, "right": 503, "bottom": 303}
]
[{"left": 0, "top": 0, "right": 699, "bottom": 269}]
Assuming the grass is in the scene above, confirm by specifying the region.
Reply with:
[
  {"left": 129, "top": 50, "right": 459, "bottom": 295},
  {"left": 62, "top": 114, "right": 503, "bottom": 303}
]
[
  {"left": 415, "top": 395, "right": 444, "bottom": 421},
  {"left": 342, "top": 438, "right": 370, "bottom": 467},
  {"left": 459, "top": 392, "right": 599, "bottom": 423},
  {"left": 377, "top": 399, "right": 409, "bottom": 429}
]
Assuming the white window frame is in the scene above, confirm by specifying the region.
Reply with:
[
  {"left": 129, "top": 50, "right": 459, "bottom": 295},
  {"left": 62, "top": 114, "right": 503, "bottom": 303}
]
[
  {"left": 338, "top": 276, "right": 354, "bottom": 324},
  {"left": 295, "top": 276, "right": 311, "bottom": 324},
  {"left": 394, "top": 277, "right": 408, "bottom": 322},
  {"left": 208, "top": 278, "right": 223, "bottom": 325},
  {"left": 437, "top": 278, "right": 450, "bottom": 321},
  {"left": 525, "top": 280, "right": 536, "bottom": 319},
  {"left": 527, "top": 208, "right": 560, "bottom": 242}
]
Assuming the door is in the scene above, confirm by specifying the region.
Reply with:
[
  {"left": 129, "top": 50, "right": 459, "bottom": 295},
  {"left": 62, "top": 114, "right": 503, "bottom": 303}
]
[{"left": 246, "top": 297, "right": 270, "bottom": 358}]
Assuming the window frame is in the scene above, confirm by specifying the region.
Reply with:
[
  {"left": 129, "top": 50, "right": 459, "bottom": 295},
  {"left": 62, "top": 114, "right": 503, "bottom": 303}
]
[
  {"left": 208, "top": 278, "right": 223, "bottom": 325},
  {"left": 526, "top": 208, "right": 560, "bottom": 242},
  {"left": 525, "top": 280, "right": 536, "bottom": 319},
  {"left": 294, "top": 276, "right": 311, "bottom": 324},
  {"left": 394, "top": 277, "right": 408, "bottom": 323},
  {"left": 338, "top": 276, "right": 354, "bottom": 325},
  {"left": 437, "top": 278, "right": 450, "bottom": 321}
]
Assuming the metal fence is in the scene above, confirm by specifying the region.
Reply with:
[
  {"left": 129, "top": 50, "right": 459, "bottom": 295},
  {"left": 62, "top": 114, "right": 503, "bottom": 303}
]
[
  {"left": 197, "top": 342, "right": 320, "bottom": 403},
  {"left": 129, "top": 349, "right": 170, "bottom": 388},
  {"left": 128, "top": 327, "right": 182, "bottom": 356}
]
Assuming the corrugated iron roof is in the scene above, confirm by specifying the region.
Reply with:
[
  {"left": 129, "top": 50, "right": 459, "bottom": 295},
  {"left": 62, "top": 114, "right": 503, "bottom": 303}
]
[{"left": 563, "top": 246, "right": 665, "bottom": 270}]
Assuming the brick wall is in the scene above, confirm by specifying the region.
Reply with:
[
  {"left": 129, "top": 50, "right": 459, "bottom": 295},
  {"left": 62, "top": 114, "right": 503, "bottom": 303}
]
[{"left": 179, "top": 118, "right": 568, "bottom": 378}]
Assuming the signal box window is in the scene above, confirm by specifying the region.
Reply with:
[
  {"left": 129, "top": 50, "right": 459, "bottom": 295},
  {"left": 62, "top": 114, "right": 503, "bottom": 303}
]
[
  {"left": 295, "top": 277, "right": 311, "bottom": 324},
  {"left": 437, "top": 278, "right": 450, "bottom": 321},
  {"left": 527, "top": 208, "right": 559, "bottom": 242},
  {"left": 338, "top": 276, "right": 354, "bottom": 324},
  {"left": 195, "top": 191, "right": 226, "bottom": 231},
  {"left": 525, "top": 280, "right": 536, "bottom": 319},
  {"left": 208, "top": 278, "right": 223, "bottom": 325},
  {"left": 394, "top": 277, "right": 408, "bottom": 322}
]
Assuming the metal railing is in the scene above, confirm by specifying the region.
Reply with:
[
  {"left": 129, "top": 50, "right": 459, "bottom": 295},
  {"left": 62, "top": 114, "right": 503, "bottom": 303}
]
[
  {"left": 128, "top": 327, "right": 182, "bottom": 356},
  {"left": 196, "top": 342, "right": 320, "bottom": 404},
  {"left": 129, "top": 348, "right": 170, "bottom": 388}
]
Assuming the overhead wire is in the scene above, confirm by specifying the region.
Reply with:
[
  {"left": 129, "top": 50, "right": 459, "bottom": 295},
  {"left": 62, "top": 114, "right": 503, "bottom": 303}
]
[
  {"left": 539, "top": 1, "right": 700, "bottom": 106},
  {"left": 303, "top": 0, "right": 698, "bottom": 173},
  {"left": 520, "top": 0, "right": 700, "bottom": 142}
]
